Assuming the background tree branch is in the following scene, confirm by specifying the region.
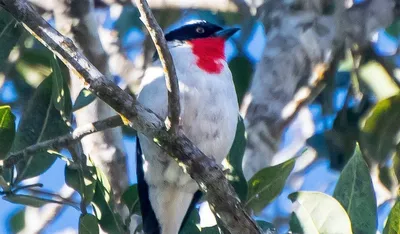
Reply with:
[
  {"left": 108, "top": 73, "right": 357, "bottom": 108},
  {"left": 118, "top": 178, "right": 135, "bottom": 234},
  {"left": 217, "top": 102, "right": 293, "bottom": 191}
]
[
  {"left": 4, "top": 115, "right": 124, "bottom": 168},
  {"left": 52, "top": 0, "right": 129, "bottom": 206},
  {"left": 240, "top": 0, "right": 395, "bottom": 180},
  {"left": 0, "top": 0, "right": 261, "bottom": 233}
]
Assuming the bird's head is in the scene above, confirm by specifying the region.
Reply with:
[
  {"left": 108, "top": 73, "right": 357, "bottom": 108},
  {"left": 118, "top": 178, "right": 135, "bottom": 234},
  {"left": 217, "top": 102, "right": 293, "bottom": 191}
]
[{"left": 164, "top": 21, "right": 239, "bottom": 74}]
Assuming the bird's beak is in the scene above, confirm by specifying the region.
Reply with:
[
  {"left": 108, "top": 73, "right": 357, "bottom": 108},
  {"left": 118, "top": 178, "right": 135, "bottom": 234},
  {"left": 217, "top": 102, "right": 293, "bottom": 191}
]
[{"left": 214, "top": 28, "right": 240, "bottom": 39}]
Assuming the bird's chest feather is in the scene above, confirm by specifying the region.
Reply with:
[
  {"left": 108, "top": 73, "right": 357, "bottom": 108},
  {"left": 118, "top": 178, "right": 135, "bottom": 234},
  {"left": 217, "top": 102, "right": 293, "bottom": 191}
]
[{"left": 137, "top": 46, "right": 238, "bottom": 187}]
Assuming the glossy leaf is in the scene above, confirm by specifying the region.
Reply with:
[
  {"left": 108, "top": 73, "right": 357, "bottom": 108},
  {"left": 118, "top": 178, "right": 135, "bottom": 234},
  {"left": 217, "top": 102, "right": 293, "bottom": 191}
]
[
  {"left": 383, "top": 201, "right": 400, "bottom": 234},
  {"left": 72, "top": 89, "right": 96, "bottom": 112},
  {"left": 92, "top": 165, "right": 125, "bottom": 233},
  {"left": 121, "top": 184, "right": 140, "bottom": 215},
  {"left": 333, "top": 146, "right": 377, "bottom": 234},
  {"left": 0, "top": 9, "right": 23, "bottom": 70},
  {"left": 288, "top": 191, "right": 353, "bottom": 234},
  {"left": 246, "top": 158, "right": 295, "bottom": 213},
  {"left": 3, "top": 194, "right": 59, "bottom": 207},
  {"left": 0, "top": 105, "right": 16, "bottom": 159},
  {"left": 51, "top": 56, "right": 72, "bottom": 125},
  {"left": 65, "top": 163, "right": 97, "bottom": 206},
  {"left": 79, "top": 213, "right": 99, "bottom": 234},
  {"left": 11, "top": 77, "right": 70, "bottom": 182},
  {"left": 225, "top": 116, "right": 247, "bottom": 201},
  {"left": 360, "top": 94, "right": 400, "bottom": 163}
]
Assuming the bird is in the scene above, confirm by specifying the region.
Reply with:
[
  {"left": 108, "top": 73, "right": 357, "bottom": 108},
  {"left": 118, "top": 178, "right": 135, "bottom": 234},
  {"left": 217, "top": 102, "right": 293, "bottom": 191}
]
[{"left": 136, "top": 20, "right": 240, "bottom": 234}]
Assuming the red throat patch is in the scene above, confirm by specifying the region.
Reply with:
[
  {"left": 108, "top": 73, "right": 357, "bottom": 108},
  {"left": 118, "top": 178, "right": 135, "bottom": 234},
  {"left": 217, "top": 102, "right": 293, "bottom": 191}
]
[{"left": 189, "top": 37, "right": 225, "bottom": 74}]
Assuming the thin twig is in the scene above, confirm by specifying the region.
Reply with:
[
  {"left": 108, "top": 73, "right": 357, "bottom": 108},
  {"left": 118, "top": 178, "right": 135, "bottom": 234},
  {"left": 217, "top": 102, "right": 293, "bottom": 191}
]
[
  {"left": 0, "top": 1, "right": 260, "bottom": 233},
  {"left": 4, "top": 115, "right": 124, "bottom": 168},
  {"left": 135, "top": 0, "right": 181, "bottom": 133}
]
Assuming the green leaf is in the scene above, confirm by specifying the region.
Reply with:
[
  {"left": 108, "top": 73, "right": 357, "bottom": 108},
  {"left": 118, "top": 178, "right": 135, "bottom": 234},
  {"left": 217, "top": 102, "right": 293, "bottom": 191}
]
[
  {"left": 288, "top": 191, "right": 353, "bottom": 234},
  {"left": 200, "top": 226, "right": 220, "bottom": 234},
  {"left": 72, "top": 89, "right": 96, "bottom": 112},
  {"left": 383, "top": 201, "right": 400, "bottom": 234},
  {"left": 180, "top": 208, "right": 201, "bottom": 234},
  {"left": 121, "top": 184, "right": 140, "bottom": 215},
  {"left": 360, "top": 94, "right": 400, "bottom": 163},
  {"left": 79, "top": 213, "right": 99, "bottom": 234},
  {"left": 50, "top": 56, "right": 72, "bottom": 125},
  {"left": 0, "top": 9, "right": 23, "bottom": 71},
  {"left": 3, "top": 194, "right": 59, "bottom": 207},
  {"left": 65, "top": 163, "right": 97, "bottom": 206},
  {"left": 92, "top": 165, "right": 125, "bottom": 233},
  {"left": 245, "top": 158, "right": 295, "bottom": 213},
  {"left": 0, "top": 105, "right": 16, "bottom": 159},
  {"left": 11, "top": 77, "right": 70, "bottom": 182},
  {"left": 228, "top": 56, "right": 252, "bottom": 103},
  {"left": 386, "top": 19, "right": 400, "bottom": 38},
  {"left": 225, "top": 116, "right": 247, "bottom": 201},
  {"left": 8, "top": 208, "right": 25, "bottom": 234},
  {"left": 333, "top": 146, "right": 377, "bottom": 234},
  {"left": 256, "top": 220, "right": 276, "bottom": 233}
]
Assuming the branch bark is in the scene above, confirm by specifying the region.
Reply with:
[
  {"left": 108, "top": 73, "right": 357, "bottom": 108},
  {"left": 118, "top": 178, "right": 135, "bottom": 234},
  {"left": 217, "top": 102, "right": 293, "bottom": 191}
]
[
  {"left": 4, "top": 115, "right": 123, "bottom": 167},
  {"left": 135, "top": 0, "right": 181, "bottom": 133},
  {"left": 0, "top": 1, "right": 260, "bottom": 233},
  {"left": 240, "top": 0, "right": 395, "bottom": 180}
]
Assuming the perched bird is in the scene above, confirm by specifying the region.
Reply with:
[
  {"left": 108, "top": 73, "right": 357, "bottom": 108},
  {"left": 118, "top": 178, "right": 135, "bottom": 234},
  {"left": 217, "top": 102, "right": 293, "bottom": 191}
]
[{"left": 136, "top": 20, "right": 239, "bottom": 234}]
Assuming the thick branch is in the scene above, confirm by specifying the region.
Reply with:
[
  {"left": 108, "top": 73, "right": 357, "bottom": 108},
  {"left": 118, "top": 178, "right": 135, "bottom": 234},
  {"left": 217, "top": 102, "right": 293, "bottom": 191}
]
[
  {"left": 0, "top": 1, "right": 260, "bottom": 233},
  {"left": 4, "top": 115, "right": 123, "bottom": 167},
  {"left": 135, "top": 0, "right": 181, "bottom": 133}
]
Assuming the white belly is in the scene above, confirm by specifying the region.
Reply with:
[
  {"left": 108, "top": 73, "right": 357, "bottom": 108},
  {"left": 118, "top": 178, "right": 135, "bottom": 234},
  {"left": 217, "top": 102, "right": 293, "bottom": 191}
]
[{"left": 137, "top": 44, "right": 239, "bottom": 189}]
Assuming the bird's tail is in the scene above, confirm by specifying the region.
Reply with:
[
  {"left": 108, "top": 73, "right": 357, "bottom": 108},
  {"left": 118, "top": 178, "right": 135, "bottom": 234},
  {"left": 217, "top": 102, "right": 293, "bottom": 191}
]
[{"left": 136, "top": 138, "right": 202, "bottom": 234}]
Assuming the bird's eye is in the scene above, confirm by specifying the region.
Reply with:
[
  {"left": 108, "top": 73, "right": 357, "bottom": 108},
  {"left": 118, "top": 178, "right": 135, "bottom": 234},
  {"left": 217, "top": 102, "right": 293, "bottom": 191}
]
[{"left": 196, "top": 27, "right": 205, "bottom": 34}]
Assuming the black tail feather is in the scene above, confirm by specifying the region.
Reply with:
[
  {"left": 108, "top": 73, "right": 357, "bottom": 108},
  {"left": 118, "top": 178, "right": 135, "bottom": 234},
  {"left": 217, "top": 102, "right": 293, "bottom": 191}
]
[
  {"left": 136, "top": 137, "right": 160, "bottom": 234},
  {"left": 136, "top": 137, "right": 203, "bottom": 234}
]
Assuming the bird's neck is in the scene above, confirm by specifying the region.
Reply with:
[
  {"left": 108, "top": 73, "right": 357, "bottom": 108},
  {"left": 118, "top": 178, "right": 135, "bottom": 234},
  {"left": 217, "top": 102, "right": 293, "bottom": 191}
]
[{"left": 189, "top": 38, "right": 226, "bottom": 74}]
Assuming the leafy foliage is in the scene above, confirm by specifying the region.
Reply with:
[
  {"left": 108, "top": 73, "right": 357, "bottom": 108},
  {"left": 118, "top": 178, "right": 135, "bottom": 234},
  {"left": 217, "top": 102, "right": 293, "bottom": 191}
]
[
  {"left": 246, "top": 158, "right": 295, "bottom": 213},
  {"left": 333, "top": 146, "right": 377, "bottom": 234},
  {"left": 384, "top": 201, "right": 400, "bottom": 234},
  {"left": 11, "top": 76, "right": 71, "bottom": 183},
  {"left": 0, "top": 106, "right": 15, "bottom": 159},
  {"left": 79, "top": 214, "right": 100, "bottom": 234},
  {"left": 225, "top": 116, "right": 247, "bottom": 201},
  {"left": 72, "top": 89, "right": 96, "bottom": 112},
  {"left": 0, "top": 9, "right": 23, "bottom": 71},
  {"left": 289, "top": 191, "right": 353, "bottom": 234},
  {"left": 360, "top": 94, "right": 400, "bottom": 163}
]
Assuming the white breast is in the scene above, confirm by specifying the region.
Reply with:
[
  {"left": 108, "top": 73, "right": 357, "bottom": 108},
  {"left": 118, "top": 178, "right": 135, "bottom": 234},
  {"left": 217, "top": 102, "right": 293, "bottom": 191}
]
[{"left": 137, "top": 43, "right": 239, "bottom": 188}]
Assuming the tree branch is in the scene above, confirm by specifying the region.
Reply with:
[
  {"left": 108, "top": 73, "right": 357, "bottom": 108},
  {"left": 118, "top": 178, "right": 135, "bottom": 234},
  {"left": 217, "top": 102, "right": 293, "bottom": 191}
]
[
  {"left": 53, "top": 0, "right": 129, "bottom": 204},
  {"left": 135, "top": 0, "right": 181, "bottom": 133},
  {"left": 240, "top": 0, "right": 395, "bottom": 179},
  {"left": 0, "top": 1, "right": 260, "bottom": 233},
  {"left": 4, "top": 115, "right": 123, "bottom": 168},
  {"left": 19, "top": 184, "right": 75, "bottom": 234}
]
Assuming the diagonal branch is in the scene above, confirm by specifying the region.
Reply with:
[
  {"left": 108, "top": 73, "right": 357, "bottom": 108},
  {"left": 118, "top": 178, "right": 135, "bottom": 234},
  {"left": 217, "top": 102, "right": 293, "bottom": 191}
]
[
  {"left": 0, "top": 1, "right": 261, "bottom": 233},
  {"left": 135, "top": 0, "right": 181, "bottom": 133},
  {"left": 4, "top": 115, "right": 124, "bottom": 167}
]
